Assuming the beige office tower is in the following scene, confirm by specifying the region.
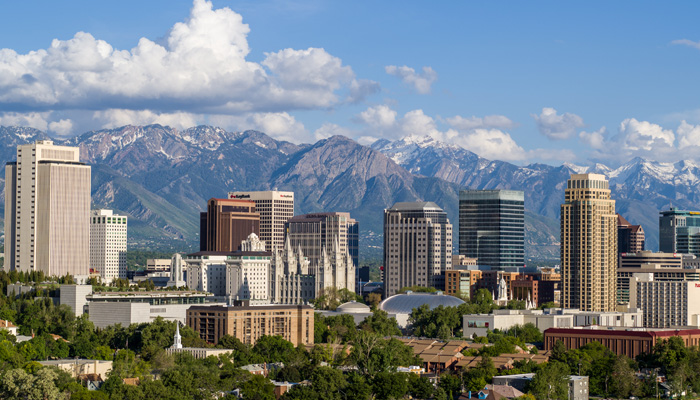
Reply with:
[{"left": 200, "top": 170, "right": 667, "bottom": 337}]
[
  {"left": 561, "top": 173, "right": 617, "bottom": 312},
  {"left": 4, "top": 141, "right": 91, "bottom": 276},
  {"left": 90, "top": 209, "right": 128, "bottom": 280},
  {"left": 383, "top": 202, "right": 453, "bottom": 298},
  {"left": 227, "top": 191, "right": 294, "bottom": 252}
]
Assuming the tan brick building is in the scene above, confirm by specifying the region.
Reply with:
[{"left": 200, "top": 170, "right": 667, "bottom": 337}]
[
  {"left": 186, "top": 304, "right": 314, "bottom": 346},
  {"left": 561, "top": 173, "right": 617, "bottom": 312}
]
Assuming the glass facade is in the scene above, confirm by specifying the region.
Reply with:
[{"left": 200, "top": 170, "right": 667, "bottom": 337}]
[
  {"left": 659, "top": 208, "right": 700, "bottom": 256},
  {"left": 459, "top": 190, "right": 524, "bottom": 270}
]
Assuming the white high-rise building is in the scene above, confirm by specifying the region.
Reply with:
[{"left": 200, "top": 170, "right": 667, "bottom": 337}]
[
  {"left": 5, "top": 140, "right": 91, "bottom": 276},
  {"left": 90, "top": 209, "right": 128, "bottom": 280},
  {"left": 227, "top": 190, "right": 294, "bottom": 252}
]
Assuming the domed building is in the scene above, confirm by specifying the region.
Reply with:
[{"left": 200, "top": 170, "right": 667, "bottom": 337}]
[
  {"left": 318, "top": 301, "right": 373, "bottom": 324},
  {"left": 379, "top": 291, "right": 465, "bottom": 328}
]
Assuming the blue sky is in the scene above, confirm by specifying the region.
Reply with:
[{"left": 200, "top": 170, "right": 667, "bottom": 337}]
[{"left": 1, "top": 0, "right": 700, "bottom": 166}]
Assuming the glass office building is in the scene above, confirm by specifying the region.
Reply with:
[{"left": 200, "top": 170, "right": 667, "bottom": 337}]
[
  {"left": 659, "top": 208, "right": 700, "bottom": 256},
  {"left": 459, "top": 190, "right": 524, "bottom": 271}
]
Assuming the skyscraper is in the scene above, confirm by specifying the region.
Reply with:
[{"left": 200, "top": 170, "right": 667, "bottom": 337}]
[
  {"left": 5, "top": 140, "right": 91, "bottom": 276},
  {"left": 199, "top": 198, "right": 259, "bottom": 252},
  {"left": 561, "top": 174, "right": 617, "bottom": 312},
  {"left": 659, "top": 208, "right": 700, "bottom": 256},
  {"left": 383, "top": 201, "right": 452, "bottom": 297},
  {"left": 90, "top": 209, "right": 128, "bottom": 280},
  {"left": 286, "top": 212, "right": 359, "bottom": 269},
  {"left": 227, "top": 191, "right": 294, "bottom": 252},
  {"left": 459, "top": 190, "right": 524, "bottom": 270}
]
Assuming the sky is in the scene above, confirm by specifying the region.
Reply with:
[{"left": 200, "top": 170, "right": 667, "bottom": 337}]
[{"left": 1, "top": 0, "right": 700, "bottom": 166}]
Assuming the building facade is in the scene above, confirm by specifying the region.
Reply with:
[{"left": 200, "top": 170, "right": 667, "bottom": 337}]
[
  {"left": 270, "top": 237, "right": 316, "bottom": 305},
  {"left": 617, "top": 251, "right": 699, "bottom": 306},
  {"left": 200, "top": 198, "right": 259, "bottom": 252},
  {"left": 5, "top": 140, "right": 91, "bottom": 276},
  {"left": 659, "top": 208, "right": 700, "bottom": 256},
  {"left": 459, "top": 190, "right": 524, "bottom": 270},
  {"left": 186, "top": 304, "right": 314, "bottom": 346},
  {"left": 617, "top": 214, "right": 645, "bottom": 254},
  {"left": 226, "top": 234, "right": 271, "bottom": 303},
  {"left": 561, "top": 174, "right": 617, "bottom": 312},
  {"left": 227, "top": 191, "right": 294, "bottom": 252},
  {"left": 286, "top": 212, "right": 359, "bottom": 290},
  {"left": 383, "top": 202, "right": 453, "bottom": 297},
  {"left": 630, "top": 275, "right": 700, "bottom": 328},
  {"left": 90, "top": 209, "right": 128, "bottom": 280}
]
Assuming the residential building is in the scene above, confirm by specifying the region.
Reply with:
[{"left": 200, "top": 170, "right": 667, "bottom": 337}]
[
  {"left": 0, "top": 320, "right": 18, "bottom": 336},
  {"left": 629, "top": 274, "right": 700, "bottom": 328},
  {"left": 383, "top": 201, "right": 453, "bottom": 297},
  {"left": 286, "top": 212, "right": 358, "bottom": 292},
  {"left": 5, "top": 140, "right": 91, "bottom": 276},
  {"left": 617, "top": 251, "right": 700, "bottom": 305},
  {"left": 659, "top": 207, "right": 700, "bottom": 256},
  {"left": 493, "top": 374, "right": 589, "bottom": 400},
  {"left": 186, "top": 304, "right": 314, "bottom": 346},
  {"left": 89, "top": 209, "right": 127, "bottom": 280},
  {"left": 459, "top": 190, "right": 525, "bottom": 270},
  {"left": 199, "top": 198, "right": 260, "bottom": 252},
  {"left": 444, "top": 268, "right": 480, "bottom": 299},
  {"left": 617, "top": 214, "right": 644, "bottom": 254},
  {"left": 544, "top": 327, "right": 700, "bottom": 359},
  {"left": 561, "top": 174, "right": 617, "bottom": 312},
  {"left": 227, "top": 191, "right": 294, "bottom": 252}
]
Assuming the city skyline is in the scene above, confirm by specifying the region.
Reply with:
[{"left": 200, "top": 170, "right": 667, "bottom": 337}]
[{"left": 1, "top": 1, "right": 700, "bottom": 166}]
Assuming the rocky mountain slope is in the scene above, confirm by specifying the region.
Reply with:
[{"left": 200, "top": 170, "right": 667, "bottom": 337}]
[{"left": 0, "top": 126, "right": 692, "bottom": 261}]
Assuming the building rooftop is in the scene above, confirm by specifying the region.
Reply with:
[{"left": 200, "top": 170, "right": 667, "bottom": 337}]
[
  {"left": 388, "top": 201, "right": 444, "bottom": 212},
  {"left": 336, "top": 301, "right": 371, "bottom": 313},
  {"left": 379, "top": 292, "right": 465, "bottom": 314},
  {"left": 0, "top": 320, "right": 17, "bottom": 329}
]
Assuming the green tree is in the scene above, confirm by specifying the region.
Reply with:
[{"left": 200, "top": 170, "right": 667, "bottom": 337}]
[
  {"left": 0, "top": 367, "right": 61, "bottom": 400},
  {"left": 438, "top": 373, "right": 462, "bottom": 399},
  {"left": 252, "top": 335, "right": 296, "bottom": 363},
  {"left": 609, "top": 355, "right": 640, "bottom": 399},
  {"left": 311, "top": 366, "right": 347, "bottom": 400},
  {"left": 372, "top": 371, "right": 408, "bottom": 400},
  {"left": 359, "top": 309, "right": 401, "bottom": 336},
  {"left": 350, "top": 332, "right": 420, "bottom": 378},
  {"left": 407, "top": 373, "right": 434, "bottom": 399},
  {"left": 239, "top": 374, "right": 275, "bottom": 400},
  {"left": 528, "top": 361, "right": 569, "bottom": 400}
]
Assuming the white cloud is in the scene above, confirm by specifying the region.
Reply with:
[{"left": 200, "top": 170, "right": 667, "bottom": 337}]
[
  {"left": 385, "top": 65, "right": 437, "bottom": 94},
  {"left": 677, "top": 120, "right": 700, "bottom": 149},
  {"left": 355, "top": 105, "right": 397, "bottom": 128},
  {"left": 579, "top": 127, "right": 608, "bottom": 150},
  {"left": 313, "top": 123, "right": 354, "bottom": 141},
  {"left": 0, "top": 112, "right": 50, "bottom": 131},
  {"left": 449, "top": 128, "right": 527, "bottom": 161},
  {"left": 0, "top": 0, "right": 374, "bottom": 122},
  {"left": 532, "top": 107, "right": 585, "bottom": 140},
  {"left": 618, "top": 118, "right": 674, "bottom": 151},
  {"left": 446, "top": 114, "right": 516, "bottom": 130},
  {"left": 671, "top": 39, "right": 700, "bottom": 51},
  {"left": 48, "top": 119, "right": 74, "bottom": 136},
  {"left": 93, "top": 109, "right": 199, "bottom": 131}
]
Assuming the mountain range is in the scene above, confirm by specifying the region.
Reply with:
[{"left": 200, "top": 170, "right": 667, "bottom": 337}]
[{"left": 0, "top": 125, "right": 694, "bottom": 262}]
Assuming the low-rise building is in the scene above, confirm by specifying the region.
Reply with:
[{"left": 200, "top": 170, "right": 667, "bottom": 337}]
[
  {"left": 187, "top": 304, "right": 314, "bottom": 346},
  {"left": 60, "top": 284, "right": 94, "bottom": 317},
  {"left": 87, "top": 290, "right": 220, "bottom": 329},
  {"left": 38, "top": 359, "right": 112, "bottom": 379},
  {"left": 317, "top": 301, "right": 373, "bottom": 325},
  {"left": 380, "top": 291, "right": 465, "bottom": 328},
  {"left": 147, "top": 259, "right": 172, "bottom": 272},
  {"left": 463, "top": 308, "right": 643, "bottom": 338},
  {"left": 544, "top": 326, "right": 700, "bottom": 359},
  {"left": 0, "top": 320, "right": 18, "bottom": 336},
  {"left": 492, "top": 373, "right": 589, "bottom": 400}
]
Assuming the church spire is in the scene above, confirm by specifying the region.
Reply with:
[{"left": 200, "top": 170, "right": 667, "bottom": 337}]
[{"left": 172, "top": 322, "right": 183, "bottom": 349}]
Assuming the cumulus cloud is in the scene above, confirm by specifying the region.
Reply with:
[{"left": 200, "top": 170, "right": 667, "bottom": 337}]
[
  {"left": 355, "top": 105, "right": 397, "bottom": 128},
  {"left": 446, "top": 114, "right": 516, "bottom": 130},
  {"left": 0, "top": 0, "right": 375, "bottom": 135},
  {"left": 532, "top": 107, "right": 585, "bottom": 140},
  {"left": 0, "top": 112, "right": 51, "bottom": 131},
  {"left": 313, "top": 123, "right": 354, "bottom": 141},
  {"left": 385, "top": 65, "right": 437, "bottom": 94},
  {"left": 579, "top": 127, "right": 608, "bottom": 150},
  {"left": 618, "top": 118, "right": 674, "bottom": 151},
  {"left": 448, "top": 128, "right": 528, "bottom": 161},
  {"left": 671, "top": 39, "right": 700, "bottom": 51},
  {"left": 678, "top": 120, "right": 700, "bottom": 149}
]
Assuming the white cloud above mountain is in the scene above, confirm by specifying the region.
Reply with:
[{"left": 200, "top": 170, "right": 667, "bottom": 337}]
[
  {"left": 533, "top": 107, "right": 585, "bottom": 140},
  {"left": 385, "top": 65, "right": 437, "bottom": 94}
]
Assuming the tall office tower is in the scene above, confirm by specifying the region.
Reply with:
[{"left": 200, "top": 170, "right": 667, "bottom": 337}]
[
  {"left": 617, "top": 214, "right": 645, "bottom": 254},
  {"left": 286, "top": 212, "right": 359, "bottom": 290},
  {"left": 459, "top": 190, "right": 524, "bottom": 270},
  {"left": 561, "top": 174, "right": 617, "bottom": 312},
  {"left": 5, "top": 140, "right": 91, "bottom": 276},
  {"left": 90, "top": 209, "right": 128, "bottom": 280},
  {"left": 383, "top": 201, "right": 453, "bottom": 298},
  {"left": 199, "top": 198, "right": 259, "bottom": 252},
  {"left": 659, "top": 208, "right": 700, "bottom": 256},
  {"left": 228, "top": 191, "right": 294, "bottom": 252}
]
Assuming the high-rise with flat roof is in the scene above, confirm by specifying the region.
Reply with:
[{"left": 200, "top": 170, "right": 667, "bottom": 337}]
[
  {"left": 199, "top": 198, "right": 259, "bottom": 252},
  {"left": 5, "top": 140, "right": 91, "bottom": 276},
  {"left": 459, "top": 190, "right": 524, "bottom": 270},
  {"left": 659, "top": 208, "right": 700, "bottom": 257},
  {"left": 228, "top": 191, "right": 294, "bottom": 252},
  {"left": 90, "top": 209, "right": 128, "bottom": 280},
  {"left": 383, "top": 201, "right": 452, "bottom": 297},
  {"left": 561, "top": 174, "right": 617, "bottom": 312}
]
